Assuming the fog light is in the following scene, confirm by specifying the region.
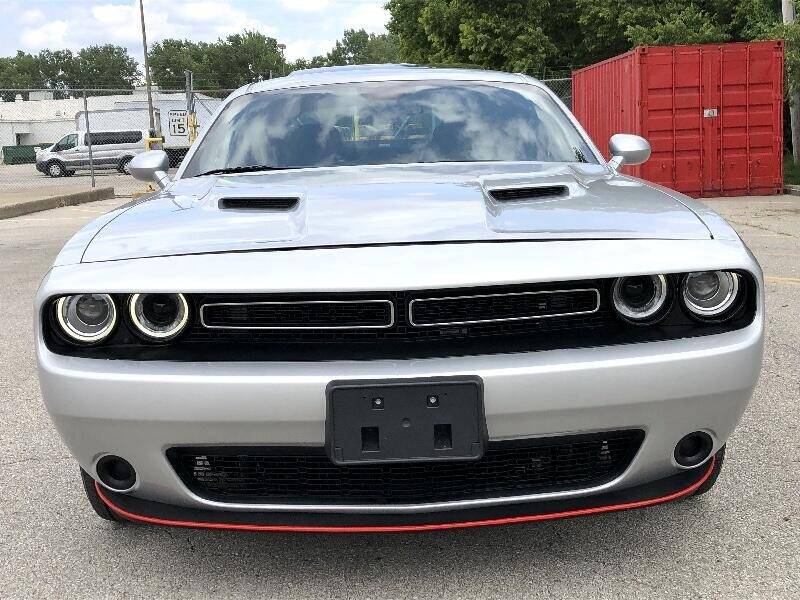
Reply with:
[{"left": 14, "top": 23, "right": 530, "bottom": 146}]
[
  {"left": 674, "top": 432, "right": 713, "bottom": 467},
  {"left": 95, "top": 455, "right": 137, "bottom": 492}
]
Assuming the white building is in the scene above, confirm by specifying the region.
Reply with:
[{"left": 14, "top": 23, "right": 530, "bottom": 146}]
[{"left": 0, "top": 88, "right": 221, "bottom": 152}]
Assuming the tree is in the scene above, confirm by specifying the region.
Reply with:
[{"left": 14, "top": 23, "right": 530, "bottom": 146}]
[
  {"left": 326, "top": 29, "right": 399, "bottom": 65},
  {"left": 0, "top": 51, "right": 43, "bottom": 99},
  {"left": 72, "top": 45, "right": 139, "bottom": 89},
  {"left": 0, "top": 45, "right": 137, "bottom": 99},
  {"left": 149, "top": 31, "right": 286, "bottom": 89},
  {"left": 385, "top": 0, "right": 792, "bottom": 75},
  {"left": 386, "top": 0, "right": 577, "bottom": 75},
  {"left": 149, "top": 39, "right": 212, "bottom": 89}
]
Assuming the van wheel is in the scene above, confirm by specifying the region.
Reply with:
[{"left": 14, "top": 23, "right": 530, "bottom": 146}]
[
  {"left": 118, "top": 156, "right": 133, "bottom": 174},
  {"left": 47, "top": 161, "right": 66, "bottom": 177}
]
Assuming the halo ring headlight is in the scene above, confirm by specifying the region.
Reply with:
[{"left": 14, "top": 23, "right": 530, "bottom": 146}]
[
  {"left": 682, "top": 271, "right": 740, "bottom": 318},
  {"left": 612, "top": 274, "right": 669, "bottom": 323},
  {"left": 55, "top": 294, "right": 117, "bottom": 344},
  {"left": 128, "top": 293, "right": 189, "bottom": 341}
]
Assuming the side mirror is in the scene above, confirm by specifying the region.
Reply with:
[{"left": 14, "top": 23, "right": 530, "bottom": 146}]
[
  {"left": 128, "top": 150, "right": 172, "bottom": 188},
  {"left": 608, "top": 134, "right": 651, "bottom": 171}
]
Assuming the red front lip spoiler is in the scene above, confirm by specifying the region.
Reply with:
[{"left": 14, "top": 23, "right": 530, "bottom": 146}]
[{"left": 95, "top": 457, "right": 715, "bottom": 533}]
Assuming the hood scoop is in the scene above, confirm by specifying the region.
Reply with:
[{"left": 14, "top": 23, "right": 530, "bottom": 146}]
[
  {"left": 219, "top": 197, "right": 300, "bottom": 211},
  {"left": 488, "top": 185, "right": 569, "bottom": 202}
]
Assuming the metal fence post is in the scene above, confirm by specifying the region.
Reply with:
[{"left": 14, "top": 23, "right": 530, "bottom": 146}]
[{"left": 82, "top": 89, "right": 96, "bottom": 188}]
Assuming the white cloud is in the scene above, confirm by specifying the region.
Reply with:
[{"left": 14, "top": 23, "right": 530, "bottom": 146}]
[
  {"left": 279, "top": 0, "right": 331, "bottom": 12},
  {"left": 2, "top": 0, "right": 391, "bottom": 73},
  {"left": 18, "top": 9, "right": 45, "bottom": 25},
  {"left": 343, "top": 4, "right": 389, "bottom": 32},
  {"left": 283, "top": 37, "right": 337, "bottom": 61},
  {"left": 20, "top": 21, "right": 70, "bottom": 49}
]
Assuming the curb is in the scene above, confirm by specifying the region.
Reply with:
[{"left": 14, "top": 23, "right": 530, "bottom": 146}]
[
  {"left": 0, "top": 187, "right": 115, "bottom": 220},
  {"left": 783, "top": 185, "right": 800, "bottom": 197}
]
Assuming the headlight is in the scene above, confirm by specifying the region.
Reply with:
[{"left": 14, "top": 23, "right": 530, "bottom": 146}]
[
  {"left": 682, "top": 271, "right": 740, "bottom": 318},
  {"left": 612, "top": 274, "right": 669, "bottom": 323},
  {"left": 55, "top": 294, "right": 117, "bottom": 343},
  {"left": 128, "top": 293, "right": 189, "bottom": 340}
]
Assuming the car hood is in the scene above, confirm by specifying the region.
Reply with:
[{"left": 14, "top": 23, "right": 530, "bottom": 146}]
[{"left": 81, "top": 162, "right": 711, "bottom": 263}]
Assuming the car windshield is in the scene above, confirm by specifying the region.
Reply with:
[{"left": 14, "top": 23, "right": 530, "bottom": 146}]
[{"left": 183, "top": 80, "right": 597, "bottom": 177}]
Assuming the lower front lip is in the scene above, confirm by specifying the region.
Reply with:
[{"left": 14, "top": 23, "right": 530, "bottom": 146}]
[{"left": 93, "top": 458, "right": 716, "bottom": 533}]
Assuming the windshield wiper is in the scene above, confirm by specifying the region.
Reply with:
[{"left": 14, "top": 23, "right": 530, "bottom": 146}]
[
  {"left": 571, "top": 146, "right": 589, "bottom": 163},
  {"left": 196, "top": 165, "right": 293, "bottom": 177}
]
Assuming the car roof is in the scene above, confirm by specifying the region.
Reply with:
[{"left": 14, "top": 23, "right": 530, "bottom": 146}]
[{"left": 236, "top": 64, "right": 535, "bottom": 98}]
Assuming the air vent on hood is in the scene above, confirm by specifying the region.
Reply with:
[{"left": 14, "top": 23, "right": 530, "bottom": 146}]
[
  {"left": 219, "top": 197, "right": 299, "bottom": 210},
  {"left": 488, "top": 185, "right": 568, "bottom": 202}
]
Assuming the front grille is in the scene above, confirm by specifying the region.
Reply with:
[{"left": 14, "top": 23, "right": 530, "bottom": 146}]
[
  {"left": 167, "top": 430, "right": 644, "bottom": 505},
  {"left": 409, "top": 288, "right": 599, "bottom": 326},
  {"left": 181, "top": 280, "right": 617, "bottom": 360},
  {"left": 201, "top": 300, "right": 394, "bottom": 329},
  {"left": 42, "top": 273, "right": 758, "bottom": 361}
]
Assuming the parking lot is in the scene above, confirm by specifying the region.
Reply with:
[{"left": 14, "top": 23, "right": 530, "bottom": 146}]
[
  {"left": 0, "top": 196, "right": 798, "bottom": 599},
  {"left": 0, "top": 163, "right": 145, "bottom": 198}
]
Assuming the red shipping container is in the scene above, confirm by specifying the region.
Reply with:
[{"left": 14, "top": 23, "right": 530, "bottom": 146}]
[{"left": 572, "top": 41, "right": 784, "bottom": 197}]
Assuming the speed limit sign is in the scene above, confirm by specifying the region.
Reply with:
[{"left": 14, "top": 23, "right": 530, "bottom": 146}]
[{"left": 168, "top": 110, "right": 189, "bottom": 137}]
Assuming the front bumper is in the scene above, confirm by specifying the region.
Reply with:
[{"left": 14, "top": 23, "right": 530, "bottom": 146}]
[
  {"left": 38, "top": 319, "right": 762, "bottom": 515},
  {"left": 93, "top": 457, "right": 717, "bottom": 531}
]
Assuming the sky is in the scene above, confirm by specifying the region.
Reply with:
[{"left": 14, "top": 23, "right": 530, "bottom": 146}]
[{"left": 0, "top": 0, "right": 390, "bottom": 63}]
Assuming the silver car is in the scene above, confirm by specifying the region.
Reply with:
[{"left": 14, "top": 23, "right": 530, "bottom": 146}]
[
  {"left": 35, "top": 129, "right": 149, "bottom": 177},
  {"left": 35, "top": 65, "right": 763, "bottom": 532}
]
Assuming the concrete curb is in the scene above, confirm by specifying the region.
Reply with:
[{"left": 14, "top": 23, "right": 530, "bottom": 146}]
[
  {"left": 0, "top": 187, "right": 115, "bottom": 220},
  {"left": 783, "top": 185, "right": 800, "bottom": 197}
]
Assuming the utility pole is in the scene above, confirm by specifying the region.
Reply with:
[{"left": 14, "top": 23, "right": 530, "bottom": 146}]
[
  {"left": 82, "top": 90, "right": 95, "bottom": 188},
  {"left": 278, "top": 43, "right": 287, "bottom": 76},
  {"left": 139, "top": 0, "right": 156, "bottom": 133},
  {"left": 185, "top": 69, "right": 197, "bottom": 143},
  {"left": 783, "top": 0, "right": 800, "bottom": 165}
]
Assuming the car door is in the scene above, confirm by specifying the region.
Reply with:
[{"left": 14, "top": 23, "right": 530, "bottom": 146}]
[
  {"left": 54, "top": 133, "right": 80, "bottom": 167},
  {"left": 73, "top": 133, "right": 94, "bottom": 169}
]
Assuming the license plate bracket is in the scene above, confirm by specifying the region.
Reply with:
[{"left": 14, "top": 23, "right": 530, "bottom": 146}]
[{"left": 326, "top": 377, "right": 486, "bottom": 465}]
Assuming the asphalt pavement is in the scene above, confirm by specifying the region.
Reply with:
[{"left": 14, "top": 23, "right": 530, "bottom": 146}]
[
  {"left": 0, "top": 196, "right": 797, "bottom": 599},
  {"left": 0, "top": 163, "right": 140, "bottom": 196}
]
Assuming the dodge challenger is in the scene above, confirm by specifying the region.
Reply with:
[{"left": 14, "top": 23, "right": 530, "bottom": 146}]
[{"left": 35, "top": 65, "right": 763, "bottom": 532}]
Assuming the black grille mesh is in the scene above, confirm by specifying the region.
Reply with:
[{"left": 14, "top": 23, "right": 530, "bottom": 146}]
[
  {"left": 167, "top": 431, "right": 644, "bottom": 505},
  {"left": 410, "top": 289, "right": 598, "bottom": 326},
  {"left": 183, "top": 280, "right": 615, "bottom": 360},
  {"left": 202, "top": 300, "right": 392, "bottom": 329}
]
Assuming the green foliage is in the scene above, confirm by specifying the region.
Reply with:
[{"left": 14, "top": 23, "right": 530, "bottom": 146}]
[
  {"left": 148, "top": 39, "right": 212, "bottom": 89},
  {"left": 0, "top": 45, "right": 138, "bottom": 99},
  {"left": 150, "top": 28, "right": 399, "bottom": 86},
  {"left": 388, "top": 0, "right": 565, "bottom": 74},
  {"left": 624, "top": 4, "right": 731, "bottom": 46},
  {"left": 326, "top": 29, "right": 400, "bottom": 66},
  {"left": 386, "top": 0, "right": 794, "bottom": 79},
  {"left": 149, "top": 31, "right": 286, "bottom": 88},
  {"left": 73, "top": 44, "right": 140, "bottom": 89}
]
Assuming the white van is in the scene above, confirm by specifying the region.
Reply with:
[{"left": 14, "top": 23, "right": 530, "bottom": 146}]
[{"left": 35, "top": 129, "right": 150, "bottom": 177}]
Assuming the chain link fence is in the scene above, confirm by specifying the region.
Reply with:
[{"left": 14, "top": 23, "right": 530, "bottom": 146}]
[
  {"left": 541, "top": 77, "right": 572, "bottom": 108},
  {"left": 0, "top": 87, "right": 230, "bottom": 198},
  {"left": 0, "top": 77, "right": 572, "bottom": 202}
]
